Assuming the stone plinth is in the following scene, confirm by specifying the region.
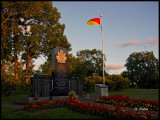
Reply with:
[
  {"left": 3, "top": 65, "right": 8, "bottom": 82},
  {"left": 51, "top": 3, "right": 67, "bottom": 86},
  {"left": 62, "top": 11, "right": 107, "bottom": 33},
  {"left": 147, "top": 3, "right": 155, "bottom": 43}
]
[{"left": 95, "top": 84, "right": 109, "bottom": 99}]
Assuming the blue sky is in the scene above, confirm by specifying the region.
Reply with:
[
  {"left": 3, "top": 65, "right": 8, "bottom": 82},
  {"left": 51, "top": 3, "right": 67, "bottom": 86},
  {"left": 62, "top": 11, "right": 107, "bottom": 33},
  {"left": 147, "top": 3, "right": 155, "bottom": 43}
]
[{"left": 34, "top": 1, "right": 159, "bottom": 74}]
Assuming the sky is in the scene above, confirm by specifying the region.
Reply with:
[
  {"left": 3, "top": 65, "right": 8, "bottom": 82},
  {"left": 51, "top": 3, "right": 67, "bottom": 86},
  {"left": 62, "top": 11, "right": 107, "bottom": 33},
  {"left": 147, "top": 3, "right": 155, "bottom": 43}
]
[{"left": 34, "top": 1, "right": 159, "bottom": 75}]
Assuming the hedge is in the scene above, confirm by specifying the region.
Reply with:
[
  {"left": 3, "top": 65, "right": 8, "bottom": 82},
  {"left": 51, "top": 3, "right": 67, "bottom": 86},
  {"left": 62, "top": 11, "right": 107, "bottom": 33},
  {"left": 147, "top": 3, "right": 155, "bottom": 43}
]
[{"left": 83, "top": 75, "right": 130, "bottom": 92}]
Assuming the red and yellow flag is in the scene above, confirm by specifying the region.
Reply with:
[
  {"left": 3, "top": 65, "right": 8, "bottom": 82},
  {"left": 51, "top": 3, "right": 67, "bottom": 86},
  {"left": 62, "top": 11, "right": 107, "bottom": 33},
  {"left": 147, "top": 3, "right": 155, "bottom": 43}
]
[{"left": 87, "top": 18, "right": 100, "bottom": 26}]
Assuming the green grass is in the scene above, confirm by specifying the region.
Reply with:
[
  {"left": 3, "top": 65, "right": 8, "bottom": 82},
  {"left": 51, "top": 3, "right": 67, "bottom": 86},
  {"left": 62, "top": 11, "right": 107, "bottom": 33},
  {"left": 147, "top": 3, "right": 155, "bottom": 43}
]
[
  {"left": 2, "top": 94, "right": 29, "bottom": 104},
  {"left": 109, "top": 89, "right": 159, "bottom": 101},
  {"left": 1, "top": 106, "right": 103, "bottom": 119},
  {"left": 1, "top": 88, "right": 159, "bottom": 119},
  {"left": 2, "top": 89, "right": 30, "bottom": 104},
  {"left": 88, "top": 88, "right": 159, "bottom": 101}
]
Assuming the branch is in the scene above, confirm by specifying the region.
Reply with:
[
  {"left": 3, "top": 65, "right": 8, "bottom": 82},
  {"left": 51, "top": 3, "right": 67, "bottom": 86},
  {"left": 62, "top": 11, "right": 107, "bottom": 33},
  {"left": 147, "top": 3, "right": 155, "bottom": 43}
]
[{"left": 1, "top": 8, "right": 12, "bottom": 28}]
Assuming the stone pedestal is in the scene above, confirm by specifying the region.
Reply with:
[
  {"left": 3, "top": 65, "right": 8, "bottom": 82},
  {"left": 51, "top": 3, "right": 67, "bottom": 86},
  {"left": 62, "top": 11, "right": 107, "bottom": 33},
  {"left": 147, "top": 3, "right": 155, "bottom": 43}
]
[{"left": 95, "top": 84, "right": 109, "bottom": 99}]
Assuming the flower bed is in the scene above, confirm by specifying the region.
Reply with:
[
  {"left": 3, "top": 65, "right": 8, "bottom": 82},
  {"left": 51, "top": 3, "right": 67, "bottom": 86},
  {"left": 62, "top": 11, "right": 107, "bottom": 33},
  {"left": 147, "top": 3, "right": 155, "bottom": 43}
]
[
  {"left": 23, "top": 97, "right": 159, "bottom": 119},
  {"left": 96, "top": 95, "right": 159, "bottom": 111}
]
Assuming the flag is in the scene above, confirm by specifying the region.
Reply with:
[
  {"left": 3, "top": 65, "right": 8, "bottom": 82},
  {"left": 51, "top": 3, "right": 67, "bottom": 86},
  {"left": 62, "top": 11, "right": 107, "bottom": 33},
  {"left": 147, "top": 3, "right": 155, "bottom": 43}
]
[{"left": 87, "top": 18, "right": 100, "bottom": 26}]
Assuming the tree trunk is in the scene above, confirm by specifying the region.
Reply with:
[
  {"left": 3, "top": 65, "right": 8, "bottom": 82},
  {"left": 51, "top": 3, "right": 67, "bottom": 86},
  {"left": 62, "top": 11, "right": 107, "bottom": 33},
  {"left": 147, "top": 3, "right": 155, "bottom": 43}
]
[
  {"left": 25, "top": 46, "right": 31, "bottom": 85},
  {"left": 2, "top": 59, "right": 6, "bottom": 80},
  {"left": 14, "top": 50, "right": 18, "bottom": 80}
]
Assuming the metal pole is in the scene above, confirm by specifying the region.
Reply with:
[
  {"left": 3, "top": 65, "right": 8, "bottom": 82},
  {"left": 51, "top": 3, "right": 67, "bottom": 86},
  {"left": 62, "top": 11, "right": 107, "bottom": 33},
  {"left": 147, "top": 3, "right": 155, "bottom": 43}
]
[{"left": 100, "top": 14, "right": 105, "bottom": 85}]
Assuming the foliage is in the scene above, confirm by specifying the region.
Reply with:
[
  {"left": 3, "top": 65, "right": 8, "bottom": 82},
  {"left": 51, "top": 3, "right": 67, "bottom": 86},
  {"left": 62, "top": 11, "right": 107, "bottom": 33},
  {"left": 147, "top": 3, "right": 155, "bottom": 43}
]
[
  {"left": 83, "top": 76, "right": 102, "bottom": 92},
  {"left": 38, "top": 60, "right": 52, "bottom": 76},
  {"left": 124, "top": 51, "right": 159, "bottom": 89},
  {"left": 1, "top": 1, "right": 71, "bottom": 91},
  {"left": 68, "top": 53, "right": 81, "bottom": 76},
  {"left": 81, "top": 91, "right": 89, "bottom": 98},
  {"left": 23, "top": 97, "right": 159, "bottom": 119},
  {"left": 35, "top": 93, "right": 39, "bottom": 100},
  {"left": 106, "top": 75, "right": 130, "bottom": 91},
  {"left": 96, "top": 95, "right": 159, "bottom": 111},
  {"left": 70, "top": 49, "right": 108, "bottom": 78},
  {"left": 68, "top": 90, "right": 77, "bottom": 99},
  {"left": 83, "top": 75, "right": 130, "bottom": 92}
]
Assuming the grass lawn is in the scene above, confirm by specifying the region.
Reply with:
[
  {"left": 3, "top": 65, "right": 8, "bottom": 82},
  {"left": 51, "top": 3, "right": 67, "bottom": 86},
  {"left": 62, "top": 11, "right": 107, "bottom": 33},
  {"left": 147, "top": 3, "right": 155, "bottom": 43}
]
[
  {"left": 88, "top": 88, "right": 159, "bottom": 101},
  {"left": 1, "top": 88, "right": 159, "bottom": 119},
  {"left": 1, "top": 106, "right": 103, "bottom": 119}
]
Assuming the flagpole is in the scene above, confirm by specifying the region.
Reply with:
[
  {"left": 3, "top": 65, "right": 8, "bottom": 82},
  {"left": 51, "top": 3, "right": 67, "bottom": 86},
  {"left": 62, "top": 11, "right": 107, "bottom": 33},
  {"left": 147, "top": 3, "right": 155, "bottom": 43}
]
[{"left": 100, "top": 14, "right": 105, "bottom": 85}]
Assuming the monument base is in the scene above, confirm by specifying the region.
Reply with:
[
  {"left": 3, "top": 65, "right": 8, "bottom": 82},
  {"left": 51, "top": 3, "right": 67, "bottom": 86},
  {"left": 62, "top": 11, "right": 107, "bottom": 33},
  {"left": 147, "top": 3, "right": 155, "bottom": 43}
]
[
  {"left": 52, "top": 91, "right": 69, "bottom": 96},
  {"left": 95, "top": 84, "right": 109, "bottom": 99},
  {"left": 25, "top": 96, "right": 69, "bottom": 102}
]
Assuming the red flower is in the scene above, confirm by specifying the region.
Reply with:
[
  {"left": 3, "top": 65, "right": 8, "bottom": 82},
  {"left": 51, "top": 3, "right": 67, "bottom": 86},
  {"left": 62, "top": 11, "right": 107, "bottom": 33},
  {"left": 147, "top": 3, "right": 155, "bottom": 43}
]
[{"left": 81, "top": 91, "right": 87, "bottom": 95}]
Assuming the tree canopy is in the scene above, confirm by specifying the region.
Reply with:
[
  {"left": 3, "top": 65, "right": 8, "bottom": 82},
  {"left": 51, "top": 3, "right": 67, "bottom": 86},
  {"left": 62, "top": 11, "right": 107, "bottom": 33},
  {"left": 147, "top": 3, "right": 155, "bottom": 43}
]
[
  {"left": 69, "top": 49, "right": 108, "bottom": 78},
  {"left": 1, "top": 1, "right": 71, "bottom": 91},
  {"left": 123, "top": 51, "right": 159, "bottom": 89}
]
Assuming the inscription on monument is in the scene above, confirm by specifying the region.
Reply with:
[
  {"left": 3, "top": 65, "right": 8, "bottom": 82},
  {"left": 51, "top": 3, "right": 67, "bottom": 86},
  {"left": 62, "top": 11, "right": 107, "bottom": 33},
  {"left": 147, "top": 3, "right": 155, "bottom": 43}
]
[
  {"left": 52, "top": 47, "right": 69, "bottom": 96},
  {"left": 56, "top": 50, "right": 67, "bottom": 63},
  {"left": 30, "top": 75, "right": 52, "bottom": 97}
]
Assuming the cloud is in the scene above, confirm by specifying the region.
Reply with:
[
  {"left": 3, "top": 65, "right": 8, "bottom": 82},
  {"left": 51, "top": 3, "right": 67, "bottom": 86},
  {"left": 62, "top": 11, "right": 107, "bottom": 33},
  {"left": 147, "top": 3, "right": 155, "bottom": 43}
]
[
  {"left": 117, "top": 40, "right": 142, "bottom": 47},
  {"left": 105, "top": 65, "right": 124, "bottom": 70},
  {"left": 146, "top": 38, "right": 158, "bottom": 45},
  {"left": 105, "top": 65, "right": 126, "bottom": 75}
]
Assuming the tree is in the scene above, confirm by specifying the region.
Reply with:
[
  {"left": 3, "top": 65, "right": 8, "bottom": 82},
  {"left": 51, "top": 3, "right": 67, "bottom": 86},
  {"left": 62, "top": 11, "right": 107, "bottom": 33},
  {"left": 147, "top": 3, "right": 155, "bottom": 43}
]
[
  {"left": 68, "top": 53, "right": 81, "bottom": 76},
  {"left": 70, "top": 49, "right": 107, "bottom": 78},
  {"left": 124, "top": 51, "right": 159, "bottom": 89},
  {"left": 1, "top": 1, "right": 71, "bottom": 88},
  {"left": 1, "top": 1, "right": 44, "bottom": 85},
  {"left": 40, "top": 2, "right": 71, "bottom": 61},
  {"left": 28, "top": 2, "right": 71, "bottom": 78},
  {"left": 39, "top": 60, "right": 52, "bottom": 76}
]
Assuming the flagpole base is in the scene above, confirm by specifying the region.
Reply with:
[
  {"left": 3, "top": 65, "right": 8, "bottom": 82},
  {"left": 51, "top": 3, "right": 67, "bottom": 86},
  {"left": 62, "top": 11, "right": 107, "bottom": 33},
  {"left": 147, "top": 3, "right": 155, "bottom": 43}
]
[{"left": 95, "top": 84, "right": 109, "bottom": 99}]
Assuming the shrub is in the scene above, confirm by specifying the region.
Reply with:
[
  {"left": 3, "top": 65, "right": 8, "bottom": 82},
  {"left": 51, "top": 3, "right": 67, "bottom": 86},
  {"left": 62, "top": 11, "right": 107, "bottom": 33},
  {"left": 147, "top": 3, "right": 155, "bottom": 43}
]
[
  {"left": 83, "top": 76, "right": 102, "bottom": 92},
  {"left": 68, "top": 90, "right": 77, "bottom": 99},
  {"left": 83, "top": 75, "right": 130, "bottom": 92},
  {"left": 106, "top": 75, "right": 130, "bottom": 91}
]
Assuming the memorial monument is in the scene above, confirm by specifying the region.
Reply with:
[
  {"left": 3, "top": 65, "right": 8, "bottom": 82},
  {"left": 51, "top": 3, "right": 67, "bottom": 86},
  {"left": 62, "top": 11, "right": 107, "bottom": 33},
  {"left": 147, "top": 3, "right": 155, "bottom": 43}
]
[
  {"left": 52, "top": 47, "right": 69, "bottom": 96},
  {"left": 29, "top": 47, "right": 83, "bottom": 102}
]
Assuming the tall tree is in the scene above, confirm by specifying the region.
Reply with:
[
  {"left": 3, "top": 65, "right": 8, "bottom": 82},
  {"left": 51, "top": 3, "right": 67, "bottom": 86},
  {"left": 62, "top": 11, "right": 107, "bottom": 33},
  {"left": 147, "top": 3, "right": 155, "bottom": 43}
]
[
  {"left": 1, "top": 1, "right": 44, "bottom": 84},
  {"left": 77, "top": 49, "right": 107, "bottom": 76},
  {"left": 68, "top": 53, "right": 81, "bottom": 76},
  {"left": 22, "top": 2, "right": 71, "bottom": 80},
  {"left": 1, "top": 1, "right": 26, "bottom": 81},
  {"left": 125, "top": 51, "right": 159, "bottom": 88},
  {"left": 40, "top": 2, "right": 71, "bottom": 61},
  {"left": 70, "top": 49, "right": 107, "bottom": 77},
  {"left": 1, "top": 1, "right": 71, "bottom": 86},
  {"left": 38, "top": 60, "right": 52, "bottom": 76}
]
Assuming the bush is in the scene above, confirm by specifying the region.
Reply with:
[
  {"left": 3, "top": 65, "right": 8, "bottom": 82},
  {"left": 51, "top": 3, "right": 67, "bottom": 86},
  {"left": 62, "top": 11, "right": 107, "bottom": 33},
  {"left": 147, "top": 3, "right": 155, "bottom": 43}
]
[
  {"left": 83, "top": 76, "right": 103, "bottom": 92},
  {"left": 105, "top": 78, "right": 116, "bottom": 91},
  {"left": 106, "top": 75, "right": 130, "bottom": 90},
  {"left": 83, "top": 75, "right": 130, "bottom": 92}
]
